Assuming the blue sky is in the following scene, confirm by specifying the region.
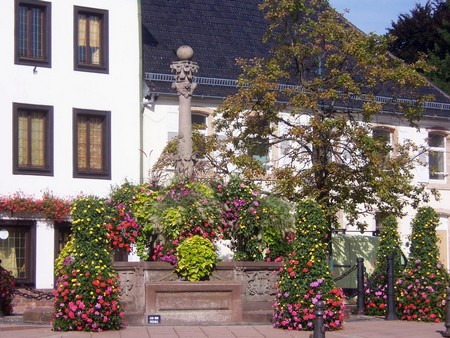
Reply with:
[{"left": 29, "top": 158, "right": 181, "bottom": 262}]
[{"left": 329, "top": 0, "right": 429, "bottom": 35}]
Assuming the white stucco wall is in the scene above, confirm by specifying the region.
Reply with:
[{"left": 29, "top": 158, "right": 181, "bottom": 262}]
[
  {"left": 0, "top": 0, "right": 141, "bottom": 288},
  {"left": 142, "top": 97, "right": 219, "bottom": 180},
  {"left": 0, "top": 0, "right": 141, "bottom": 198},
  {"left": 35, "top": 220, "right": 56, "bottom": 288}
]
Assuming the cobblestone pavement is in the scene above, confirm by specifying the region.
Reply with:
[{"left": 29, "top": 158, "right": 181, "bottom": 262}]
[{"left": 0, "top": 318, "right": 445, "bottom": 338}]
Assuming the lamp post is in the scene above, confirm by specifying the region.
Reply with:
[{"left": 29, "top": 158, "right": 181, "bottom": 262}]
[{"left": 171, "top": 45, "right": 199, "bottom": 179}]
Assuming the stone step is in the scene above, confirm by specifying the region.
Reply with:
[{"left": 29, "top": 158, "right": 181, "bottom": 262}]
[
  {"left": 22, "top": 306, "right": 53, "bottom": 324},
  {"left": 242, "top": 310, "right": 273, "bottom": 323}
]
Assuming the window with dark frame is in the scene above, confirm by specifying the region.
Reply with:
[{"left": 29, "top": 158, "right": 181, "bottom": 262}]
[
  {"left": 73, "top": 109, "right": 111, "bottom": 179},
  {"left": 15, "top": 0, "right": 51, "bottom": 67},
  {"left": 53, "top": 222, "right": 72, "bottom": 285},
  {"left": 0, "top": 220, "right": 36, "bottom": 286},
  {"left": 74, "top": 6, "right": 108, "bottom": 73},
  {"left": 13, "top": 103, "right": 53, "bottom": 176}
]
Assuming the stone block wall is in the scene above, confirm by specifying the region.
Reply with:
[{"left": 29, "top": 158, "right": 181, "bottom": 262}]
[{"left": 112, "top": 261, "right": 282, "bottom": 325}]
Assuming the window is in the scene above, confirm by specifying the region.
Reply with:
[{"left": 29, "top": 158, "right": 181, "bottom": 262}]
[
  {"left": 54, "top": 222, "right": 71, "bottom": 261},
  {"left": 248, "top": 137, "right": 270, "bottom": 163},
  {"left": 246, "top": 115, "right": 270, "bottom": 167},
  {"left": 372, "top": 128, "right": 392, "bottom": 145},
  {"left": 13, "top": 103, "right": 53, "bottom": 176},
  {"left": 15, "top": 0, "right": 51, "bottom": 67},
  {"left": 372, "top": 127, "right": 393, "bottom": 164},
  {"left": 192, "top": 113, "right": 207, "bottom": 130},
  {"left": 74, "top": 6, "right": 109, "bottom": 73},
  {"left": 0, "top": 220, "right": 35, "bottom": 285},
  {"left": 192, "top": 112, "right": 208, "bottom": 159},
  {"left": 429, "top": 133, "right": 446, "bottom": 181},
  {"left": 73, "top": 109, "right": 111, "bottom": 179}
]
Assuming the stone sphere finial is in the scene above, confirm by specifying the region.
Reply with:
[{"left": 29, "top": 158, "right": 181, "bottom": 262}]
[{"left": 176, "top": 45, "right": 194, "bottom": 61}]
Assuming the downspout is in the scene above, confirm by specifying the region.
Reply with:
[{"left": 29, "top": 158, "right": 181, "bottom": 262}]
[{"left": 138, "top": 0, "right": 144, "bottom": 184}]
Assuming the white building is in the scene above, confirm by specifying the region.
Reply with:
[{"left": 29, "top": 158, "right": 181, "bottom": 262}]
[{"left": 0, "top": 0, "right": 141, "bottom": 288}]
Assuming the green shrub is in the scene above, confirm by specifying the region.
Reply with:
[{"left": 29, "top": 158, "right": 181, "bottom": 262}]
[
  {"left": 213, "top": 177, "right": 262, "bottom": 260},
  {"left": 258, "top": 195, "right": 295, "bottom": 261},
  {"left": 54, "top": 237, "right": 74, "bottom": 275},
  {"left": 175, "top": 235, "right": 217, "bottom": 281}
]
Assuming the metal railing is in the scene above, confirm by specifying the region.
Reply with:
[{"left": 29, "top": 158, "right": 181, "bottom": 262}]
[{"left": 145, "top": 72, "right": 450, "bottom": 112}]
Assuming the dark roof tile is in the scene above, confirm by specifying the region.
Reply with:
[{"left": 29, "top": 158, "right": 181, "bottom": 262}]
[{"left": 141, "top": 0, "right": 450, "bottom": 118}]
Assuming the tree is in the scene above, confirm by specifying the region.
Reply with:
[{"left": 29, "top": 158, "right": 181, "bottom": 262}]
[
  {"left": 388, "top": 0, "right": 450, "bottom": 93},
  {"left": 387, "top": 1, "right": 437, "bottom": 64},
  {"left": 210, "top": 0, "right": 434, "bottom": 231}
]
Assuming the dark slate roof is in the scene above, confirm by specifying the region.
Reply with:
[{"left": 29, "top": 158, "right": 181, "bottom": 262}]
[
  {"left": 141, "top": 0, "right": 450, "bottom": 118},
  {"left": 141, "top": 0, "right": 268, "bottom": 98}
]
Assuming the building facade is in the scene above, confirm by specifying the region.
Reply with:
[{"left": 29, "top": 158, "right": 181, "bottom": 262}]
[{"left": 0, "top": 0, "right": 141, "bottom": 288}]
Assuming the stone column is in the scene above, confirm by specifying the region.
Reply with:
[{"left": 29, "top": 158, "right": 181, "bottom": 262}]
[{"left": 170, "top": 45, "right": 199, "bottom": 179}]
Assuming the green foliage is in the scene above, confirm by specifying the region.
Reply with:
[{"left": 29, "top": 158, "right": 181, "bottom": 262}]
[
  {"left": 273, "top": 200, "right": 344, "bottom": 331},
  {"left": 109, "top": 177, "right": 295, "bottom": 264},
  {"left": 258, "top": 195, "right": 295, "bottom": 260},
  {"left": 396, "top": 207, "right": 450, "bottom": 322},
  {"left": 107, "top": 182, "right": 162, "bottom": 260},
  {"left": 214, "top": 177, "right": 264, "bottom": 260},
  {"left": 53, "top": 197, "right": 124, "bottom": 332},
  {"left": 364, "top": 215, "right": 403, "bottom": 315},
  {"left": 388, "top": 1, "right": 450, "bottom": 93},
  {"left": 110, "top": 180, "right": 221, "bottom": 262},
  {"left": 158, "top": 180, "right": 221, "bottom": 244},
  {"left": 213, "top": 176, "right": 294, "bottom": 261},
  {"left": 175, "top": 235, "right": 217, "bottom": 281},
  {"left": 387, "top": 2, "right": 437, "bottom": 63},
  {"left": 0, "top": 265, "right": 15, "bottom": 315},
  {"left": 55, "top": 238, "right": 74, "bottom": 275},
  {"left": 131, "top": 185, "right": 160, "bottom": 260},
  {"left": 109, "top": 181, "right": 139, "bottom": 208}
]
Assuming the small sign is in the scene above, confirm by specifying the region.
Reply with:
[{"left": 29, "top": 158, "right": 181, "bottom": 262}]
[{"left": 147, "top": 315, "right": 161, "bottom": 325}]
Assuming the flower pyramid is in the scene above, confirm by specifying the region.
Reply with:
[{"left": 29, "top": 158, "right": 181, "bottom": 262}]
[
  {"left": 273, "top": 200, "right": 344, "bottom": 331},
  {"left": 396, "top": 206, "right": 450, "bottom": 322},
  {"left": 364, "top": 215, "right": 403, "bottom": 315},
  {"left": 52, "top": 197, "right": 124, "bottom": 332}
]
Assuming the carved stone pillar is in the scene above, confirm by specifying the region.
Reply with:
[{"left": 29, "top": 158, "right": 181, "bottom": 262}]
[{"left": 170, "top": 45, "right": 199, "bottom": 179}]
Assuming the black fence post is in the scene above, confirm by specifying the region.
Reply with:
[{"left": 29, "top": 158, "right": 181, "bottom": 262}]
[
  {"left": 356, "top": 257, "right": 365, "bottom": 315},
  {"left": 310, "top": 300, "right": 325, "bottom": 338},
  {"left": 385, "top": 254, "right": 398, "bottom": 320}
]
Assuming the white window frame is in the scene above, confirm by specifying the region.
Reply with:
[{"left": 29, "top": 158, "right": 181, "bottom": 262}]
[{"left": 428, "top": 132, "right": 447, "bottom": 182}]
